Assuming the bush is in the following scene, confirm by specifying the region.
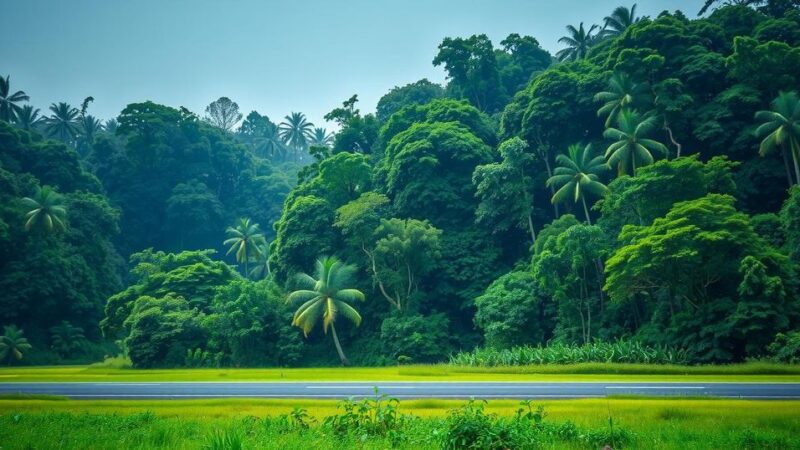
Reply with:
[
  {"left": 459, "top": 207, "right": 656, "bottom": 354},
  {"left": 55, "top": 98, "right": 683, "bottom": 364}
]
[
  {"left": 767, "top": 331, "right": 800, "bottom": 364},
  {"left": 380, "top": 313, "right": 453, "bottom": 363},
  {"left": 323, "top": 389, "right": 410, "bottom": 442},
  {"left": 449, "top": 340, "right": 689, "bottom": 366}
]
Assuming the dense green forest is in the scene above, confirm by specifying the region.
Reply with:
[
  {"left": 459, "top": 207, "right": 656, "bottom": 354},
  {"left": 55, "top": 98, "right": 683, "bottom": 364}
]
[{"left": 2, "top": 1, "right": 800, "bottom": 368}]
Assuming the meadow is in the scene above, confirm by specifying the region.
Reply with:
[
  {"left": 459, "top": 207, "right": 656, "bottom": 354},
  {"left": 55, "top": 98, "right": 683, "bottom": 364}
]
[
  {"left": 0, "top": 396, "right": 798, "bottom": 449},
  {"left": 2, "top": 362, "right": 800, "bottom": 383}
]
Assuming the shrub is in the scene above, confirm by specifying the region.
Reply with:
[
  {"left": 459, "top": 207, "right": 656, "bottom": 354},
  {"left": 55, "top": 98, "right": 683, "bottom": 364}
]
[
  {"left": 449, "top": 340, "right": 689, "bottom": 366},
  {"left": 380, "top": 313, "right": 453, "bottom": 363},
  {"left": 323, "top": 389, "right": 410, "bottom": 442},
  {"left": 767, "top": 331, "right": 800, "bottom": 364}
]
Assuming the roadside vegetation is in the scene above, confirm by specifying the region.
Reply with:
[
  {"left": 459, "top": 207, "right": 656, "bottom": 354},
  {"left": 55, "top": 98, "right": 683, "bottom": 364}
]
[
  {"left": 0, "top": 396, "right": 798, "bottom": 449},
  {"left": 2, "top": 361, "right": 800, "bottom": 383}
]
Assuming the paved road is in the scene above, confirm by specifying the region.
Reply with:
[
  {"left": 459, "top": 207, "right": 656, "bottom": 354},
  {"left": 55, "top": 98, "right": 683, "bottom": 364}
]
[{"left": 1, "top": 382, "right": 799, "bottom": 400}]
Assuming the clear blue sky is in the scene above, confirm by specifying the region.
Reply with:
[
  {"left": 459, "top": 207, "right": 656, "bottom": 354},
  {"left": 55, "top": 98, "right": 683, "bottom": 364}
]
[{"left": 2, "top": 0, "right": 700, "bottom": 128}]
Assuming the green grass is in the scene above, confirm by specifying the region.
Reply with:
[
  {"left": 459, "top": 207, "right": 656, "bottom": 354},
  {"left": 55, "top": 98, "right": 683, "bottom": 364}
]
[
  {"left": 0, "top": 397, "right": 798, "bottom": 449},
  {"left": 2, "top": 362, "right": 800, "bottom": 382}
]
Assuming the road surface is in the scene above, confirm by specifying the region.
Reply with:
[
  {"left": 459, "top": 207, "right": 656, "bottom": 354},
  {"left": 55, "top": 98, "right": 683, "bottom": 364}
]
[{"left": 1, "top": 382, "right": 799, "bottom": 400}]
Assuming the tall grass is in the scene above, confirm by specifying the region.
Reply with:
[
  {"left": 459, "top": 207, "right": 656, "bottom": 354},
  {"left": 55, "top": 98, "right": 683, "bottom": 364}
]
[
  {"left": 449, "top": 340, "right": 689, "bottom": 366},
  {"left": 1, "top": 398, "right": 799, "bottom": 449}
]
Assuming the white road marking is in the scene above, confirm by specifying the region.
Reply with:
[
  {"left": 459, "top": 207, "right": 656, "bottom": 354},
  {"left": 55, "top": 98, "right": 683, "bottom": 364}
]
[{"left": 605, "top": 386, "right": 705, "bottom": 389}]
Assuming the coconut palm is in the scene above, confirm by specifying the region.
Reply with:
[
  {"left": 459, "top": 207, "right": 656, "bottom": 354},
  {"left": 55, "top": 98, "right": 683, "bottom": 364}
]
[
  {"left": 287, "top": 256, "right": 365, "bottom": 365},
  {"left": 599, "top": 4, "right": 639, "bottom": 38},
  {"left": 0, "top": 325, "right": 33, "bottom": 364},
  {"left": 309, "top": 127, "right": 334, "bottom": 147},
  {"left": 556, "top": 23, "right": 599, "bottom": 62},
  {"left": 248, "top": 241, "right": 272, "bottom": 280},
  {"left": 44, "top": 102, "right": 80, "bottom": 143},
  {"left": 603, "top": 110, "right": 668, "bottom": 175},
  {"left": 255, "top": 123, "right": 288, "bottom": 160},
  {"left": 547, "top": 144, "right": 609, "bottom": 225},
  {"left": 104, "top": 118, "right": 119, "bottom": 134},
  {"left": 76, "top": 114, "right": 103, "bottom": 155},
  {"left": 21, "top": 186, "right": 68, "bottom": 233},
  {"left": 755, "top": 91, "right": 800, "bottom": 186},
  {"left": 223, "top": 218, "right": 264, "bottom": 277},
  {"left": 594, "top": 72, "right": 651, "bottom": 128},
  {"left": 14, "top": 105, "right": 42, "bottom": 131},
  {"left": 279, "top": 112, "right": 314, "bottom": 160},
  {"left": 0, "top": 75, "right": 29, "bottom": 123}
]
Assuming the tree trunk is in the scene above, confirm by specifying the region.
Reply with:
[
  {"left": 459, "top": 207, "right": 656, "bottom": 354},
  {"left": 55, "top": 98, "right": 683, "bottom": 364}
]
[
  {"left": 330, "top": 323, "right": 349, "bottom": 366},
  {"left": 527, "top": 213, "right": 537, "bottom": 253},
  {"left": 664, "top": 121, "right": 681, "bottom": 159},
  {"left": 544, "top": 158, "right": 560, "bottom": 217},
  {"left": 779, "top": 147, "right": 794, "bottom": 187},
  {"left": 244, "top": 257, "right": 249, "bottom": 279},
  {"left": 581, "top": 196, "right": 592, "bottom": 225},
  {"left": 791, "top": 140, "right": 800, "bottom": 186}
]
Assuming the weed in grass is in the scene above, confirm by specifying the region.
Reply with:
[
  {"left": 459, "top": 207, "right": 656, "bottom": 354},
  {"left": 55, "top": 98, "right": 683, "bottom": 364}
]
[
  {"left": 205, "top": 427, "right": 244, "bottom": 450},
  {"left": 657, "top": 407, "right": 691, "bottom": 421}
]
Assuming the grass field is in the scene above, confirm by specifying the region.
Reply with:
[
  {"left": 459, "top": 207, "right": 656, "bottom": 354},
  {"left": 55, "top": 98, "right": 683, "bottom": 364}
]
[
  {"left": 0, "top": 397, "right": 798, "bottom": 449},
  {"left": 2, "top": 362, "right": 800, "bottom": 382}
]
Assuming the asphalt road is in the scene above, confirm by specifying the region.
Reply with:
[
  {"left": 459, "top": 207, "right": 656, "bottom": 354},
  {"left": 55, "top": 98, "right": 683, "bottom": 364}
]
[{"left": 1, "top": 382, "right": 799, "bottom": 400}]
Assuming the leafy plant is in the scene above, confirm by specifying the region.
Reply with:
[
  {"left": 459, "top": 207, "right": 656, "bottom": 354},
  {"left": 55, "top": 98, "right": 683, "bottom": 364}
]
[{"left": 450, "top": 340, "right": 689, "bottom": 366}]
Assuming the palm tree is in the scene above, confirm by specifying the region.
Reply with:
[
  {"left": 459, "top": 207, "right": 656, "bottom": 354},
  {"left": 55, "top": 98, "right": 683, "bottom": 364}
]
[
  {"left": 279, "top": 112, "right": 314, "bottom": 160},
  {"left": 21, "top": 186, "right": 68, "bottom": 233},
  {"left": 594, "top": 72, "right": 651, "bottom": 128},
  {"left": 0, "top": 75, "right": 29, "bottom": 123},
  {"left": 755, "top": 91, "right": 800, "bottom": 187},
  {"left": 599, "top": 4, "right": 639, "bottom": 38},
  {"left": 0, "top": 325, "right": 33, "bottom": 364},
  {"left": 309, "top": 127, "right": 334, "bottom": 147},
  {"left": 255, "top": 123, "right": 288, "bottom": 160},
  {"left": 104, "top": 118, "right": 119, "bottom": 134},
  {"left": 547, "top": 144, "right": 609, "bottom": 225},
  {"left": 14, "top": 105, "right": 41, "bottom": 131},
  {"left": 248, "top": 241, "right": 272, "bottom": 280},
  {"left": 223, "top": 218, "right": 264, "bottom": 277},
  {"left": 44, "top": 102, "right": 80, "bottom": 143},
  {"left": 76, "top": 114, "right": 103, "bottom": 155},
  {"left": 556, "top": 22, "right": 599, "bottom": 62},
  {"left": 287, "top": 256, "right": 365, "bottom": 365},
  {"left": 603, "top": 110, "right": 668, "bottom": 175}
]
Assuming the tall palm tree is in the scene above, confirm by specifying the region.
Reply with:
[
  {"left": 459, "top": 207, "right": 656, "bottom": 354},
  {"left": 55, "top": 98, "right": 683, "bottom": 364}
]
[
  {"left": 594, "top": 72, "right": 651, "bottom": 127},
  {"left": 14, "top": 105, "right": 41, "bottom": 131},
  {"left": 309, "top": 127, "right": 334, "bottom": 147},
  {"left": 556, "top": 22, "right": 599, "bottom": 62},
  {"left": 0, "top": 325, "right": 33, "bottom": 364},
  {"left": 21, "top": 186, "right": 68, "bottom": 233},
  {"left": 77, "top": 114, "right": 103, "bottom": 155},
  {"left": 223, "top": 218, "right": 264, "bottom": 277},
  {"left": 547, "top": 144, "right": 609, "bottom": 225},
  {"left": 755, "top": 91, "right": 800, "bottom": 187},
  {"left": 279, "top": 112, "right": 314, "bottom": 160},
  {"left": 287, "top": 256, "right": 365, "bottom": 365},
  {"left": 255, "top": 123, "right": 288, "bottom": 160},
  {"left": 104, "top": 118, "right": 119, "bottom": 134},
  {"left": 0, "top": 75, "right": 29, "bottom": 123},
  {"left": 248, "top": 241, "right": 272, "bottom": 280},
  {"left": 603, "top": 110, "right": 668, "bottom": 175},
  {"left": 44, "top": 102, "right": 80, "bottom": 143},
  {"left": 599, "top": 4, "right": 639, "bottom": 38}
]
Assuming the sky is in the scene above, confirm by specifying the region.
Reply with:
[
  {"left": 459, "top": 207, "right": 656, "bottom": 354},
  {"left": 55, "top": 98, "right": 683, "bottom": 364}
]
[{"left": 1, "top": 0, "right": 701, "bottom": 129}]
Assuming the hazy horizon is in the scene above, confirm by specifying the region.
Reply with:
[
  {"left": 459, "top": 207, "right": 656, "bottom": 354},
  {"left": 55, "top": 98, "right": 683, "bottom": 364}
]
[{"left": 2, "top": 0, "right": 699, "bottom": 128}]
